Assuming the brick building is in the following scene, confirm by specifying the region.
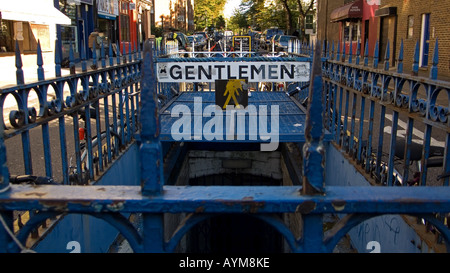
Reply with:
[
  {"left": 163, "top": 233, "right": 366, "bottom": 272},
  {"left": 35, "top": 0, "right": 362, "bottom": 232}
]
[
  {"left": 375, "top": 0, "right": 450, "bottom": 77},
  {"left": 317, "top": 0, "right": 379, "bottom": 57}
]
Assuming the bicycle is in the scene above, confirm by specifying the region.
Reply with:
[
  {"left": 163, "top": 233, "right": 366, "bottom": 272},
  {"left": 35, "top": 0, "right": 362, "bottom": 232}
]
[{"left": 68, "top": 92, "right": 140, "bottom": 185}]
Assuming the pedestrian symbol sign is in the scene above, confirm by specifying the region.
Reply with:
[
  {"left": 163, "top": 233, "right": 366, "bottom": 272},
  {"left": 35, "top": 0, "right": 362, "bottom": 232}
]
[{"left": 215, "top": 79, "right": 248, "bottom": 109}]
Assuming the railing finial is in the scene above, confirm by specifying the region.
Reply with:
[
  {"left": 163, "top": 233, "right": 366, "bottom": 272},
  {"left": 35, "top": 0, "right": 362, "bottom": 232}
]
[
  {"left": 364, "top": 39, "right": 369, "bottom": 67},
  {"left": 15, "top": 40, "right": 24, "bottom": 85},
  {"left": 37, "top": 39, "right": 45, "bottom": 81},
  {"left": 430, "top": 38, "right": 439, "bottom": 80},
  {"left": 373, "top": 40, "right": 379, "bottom": 69}
]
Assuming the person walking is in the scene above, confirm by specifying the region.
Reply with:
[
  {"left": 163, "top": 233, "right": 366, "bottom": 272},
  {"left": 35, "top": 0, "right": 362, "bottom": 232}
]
[{"left": 88, "top": 28, "right": 101, "bottom": 60}]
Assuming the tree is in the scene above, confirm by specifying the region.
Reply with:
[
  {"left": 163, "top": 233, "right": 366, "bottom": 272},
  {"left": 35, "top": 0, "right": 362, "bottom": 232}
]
[
  {"left": 296, "top": 0, "right": 315, "bottom": 41},
  {"left": 280, "top": 0, "right": 293, "bottom": 35},
  {"left": 194, "top": 0, "right": 226, "bottom": 31}
]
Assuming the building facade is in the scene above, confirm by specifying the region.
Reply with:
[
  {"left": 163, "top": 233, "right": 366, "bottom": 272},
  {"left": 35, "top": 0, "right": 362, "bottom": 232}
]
[
  {"left": 376, "top": 0, "right": 450, "bottom": 76},
  {"left": 0, "top": 0, "right": 71, "bottom": 55},
  {"left": 317, "top": 0, "right": 379, "bottom": 57},
  {"left": 57, "top": 0, "right": 95, "bottom": 62},
  {"left": 169, "top": 0, "right": 194, "bottom": 33}
]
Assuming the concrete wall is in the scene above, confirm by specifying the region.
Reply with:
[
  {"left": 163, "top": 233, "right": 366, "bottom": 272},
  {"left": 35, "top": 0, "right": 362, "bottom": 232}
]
[
  {"left": 33, "top": 143, "right": 140, "bottom": 253},
  {"left": 325, "top": 143, "right": 441, "bottom": 253}
]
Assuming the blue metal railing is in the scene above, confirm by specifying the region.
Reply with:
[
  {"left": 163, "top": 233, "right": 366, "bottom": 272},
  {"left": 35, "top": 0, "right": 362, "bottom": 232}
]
[
  {"left": 322, "top": 39, "right": 449, "bottom": 187},
  {"left": 0, "top": 37, "right": 449, "bottom": 253}
]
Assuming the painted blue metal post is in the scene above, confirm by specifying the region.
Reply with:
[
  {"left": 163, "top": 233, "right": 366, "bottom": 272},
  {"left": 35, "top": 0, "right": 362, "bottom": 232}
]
[
  {"left": 140, "top": 40, "right": 164, "bottom": 195},
  {"left": 303, "top": 41, "right": 325, "bottom": 195}
]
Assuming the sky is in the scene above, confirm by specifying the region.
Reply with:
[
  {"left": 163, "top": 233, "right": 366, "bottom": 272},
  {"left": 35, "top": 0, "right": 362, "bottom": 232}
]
[
  {"left": 155, "top": 0, "right": 242, "bottom": 22},
  {"left": 224, "top": 0, "right": 242, "bottom": 19}
]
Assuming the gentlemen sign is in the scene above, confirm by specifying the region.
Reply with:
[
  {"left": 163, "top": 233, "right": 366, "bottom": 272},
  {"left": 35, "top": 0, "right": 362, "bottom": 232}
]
[{"left": 157, "top": 61, "right": 310, "bottom": 83}]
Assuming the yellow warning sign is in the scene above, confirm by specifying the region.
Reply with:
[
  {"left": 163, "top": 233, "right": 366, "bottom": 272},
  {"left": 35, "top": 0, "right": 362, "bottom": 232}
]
[{"left": 215, "top": 79, "right": 248, "bottom": 110}]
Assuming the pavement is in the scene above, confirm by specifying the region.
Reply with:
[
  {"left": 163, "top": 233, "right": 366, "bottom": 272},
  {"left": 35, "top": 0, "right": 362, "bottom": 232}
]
[
  {"left": 0, "top": 52, "right": 114, "bottom": 113},
  {"left": 0, "top": 52, "right": 115, "bottom": 89}
]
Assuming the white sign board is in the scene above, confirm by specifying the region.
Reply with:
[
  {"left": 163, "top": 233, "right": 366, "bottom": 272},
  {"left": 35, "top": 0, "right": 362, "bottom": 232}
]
[{"left": 157, "top": 62, "right": 310, "bottom": 83}]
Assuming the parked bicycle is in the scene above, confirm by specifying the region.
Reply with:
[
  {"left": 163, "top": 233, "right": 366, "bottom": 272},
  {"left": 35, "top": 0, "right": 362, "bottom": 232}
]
[{"left": 68, "top": 93, "right": 140, "bottom": 185}]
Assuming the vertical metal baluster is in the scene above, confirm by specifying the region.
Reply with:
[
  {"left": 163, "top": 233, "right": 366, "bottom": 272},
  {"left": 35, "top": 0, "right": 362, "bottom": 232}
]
[
  {"left": 383, "top": 40, "right": 398, "bottom": 186},
  {"left": 15, "top": 42, "right": 33, "bottom": 175},
  {"left": 357, "top": 94, "right": 366, "bottom": 163},
  {"left": 302, "top": 41, "right": 325, "bottom": 195},
  {"left": 337, "top": 86, "right": 343, "bottom": 144},
  {"left": 119, "top": 68, "right": 125, "bottom": 146},
  {"left": 356, "top": 39, "right": 361, "bottom": 65},
  {"left": 366, "top": 99, "right": 375, "bottom": 173},
  {"left": 349, "top": 92, "right": 357, "bottom": 157},
  {"left": 101, "top": 41, "right": 106, "bottom": 69},
  {"left": 37, "top": 41, "right": 53, "bottom": 178},
  {"left": 81, "top": 41, "right": 87, "bottom": 72},
  {"left": 387, "top": 110, "right": 399, "bottom": 187},
  {"left": 384, "top": 40, "right": 390, "bottom": 72},
  {"left": 109, "top": 42, "right": 114, "bottom": 67},
  {"left": 115, "top": 41, "right": 120, "bottom": 65},
  {"left": 397, "top": 40, "right": 404, "bottom": 74},
  {"left": 95, "top": 98, "right": 103, "bottom": 174},
  {"left": 420, "top": 125, "right": 432, "bottom": 186},
  {"left": 403, "top": 118, "right": 415, "bottom": 186},
  {"left": 69, "top": 42, "right": 76, "bottom": 75},
  {"left": 72, "top": 112, "right": 82, "bottom": 184},
  {"left": 92, "top": 42, "right": 98, "bottom": 69},
  {"left": 84, "top": 103, "right": 94, "bottom": 182},
  {"left": 140, "top": 39, "right": 164, "bottom": 195},
  {"left": 376, "top": 105, "right": 386, "bottom": 184},
  {"left": 103, "top": 95, "right": 112, "bottom": 163},
  {"left": 331, "top": 84, "right": 337, "bottom": 141},
  {"left": 412, "top": 41, "right": 420, "bottom": 76},
  {"left": 348, "top": 40, "right": 353, "bottom": 64},
  {"left": 125, "top": 81, "right": 131, "bottom": 144}
]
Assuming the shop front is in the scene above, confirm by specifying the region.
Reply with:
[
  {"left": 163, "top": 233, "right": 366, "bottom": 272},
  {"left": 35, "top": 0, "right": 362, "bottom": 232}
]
[
  {"left": 119, "top": 0, "right": 137, "bottom": 54},
  {"left": 58, "top": 0, "right": 94, "bottom": 64},
  {"left": 97, "top": 0, "right": 119, "bottom": 49},
  {"left": 0, "top": 0, "right": 71, "bottom": 54},
  {"left": 330, "top": 0, "right": 379, "bottom": 57}
]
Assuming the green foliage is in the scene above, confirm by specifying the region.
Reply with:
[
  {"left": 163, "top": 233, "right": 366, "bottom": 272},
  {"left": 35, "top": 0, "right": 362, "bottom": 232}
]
[
  {"left": 194, "top": 0, "right": 227, "bottom": 31},
  {"left": 227, "top": 0, "right": 315, "bottom": 37}
]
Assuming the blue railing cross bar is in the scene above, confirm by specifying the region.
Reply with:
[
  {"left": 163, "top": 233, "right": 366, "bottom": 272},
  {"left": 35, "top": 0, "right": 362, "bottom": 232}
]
[
  {"left": 1, "top": 185, "right": 450, "bottom": 215},
  {"left": 1, "top": 184, "right": 450, "bottom": 253}
]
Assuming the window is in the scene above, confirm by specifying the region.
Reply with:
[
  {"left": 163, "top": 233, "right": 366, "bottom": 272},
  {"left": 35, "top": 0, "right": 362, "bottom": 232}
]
[
  {"left": 343, "top": 21, "right": 360, "bottom": 42},
  {"left": 407, "top": 15, "right": 414, "bottom": 39}
]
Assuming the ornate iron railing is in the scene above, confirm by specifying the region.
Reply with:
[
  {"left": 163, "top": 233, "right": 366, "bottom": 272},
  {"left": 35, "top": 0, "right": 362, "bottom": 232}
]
[{"left": 0, "top": 37, "right": 448, "bottom": 254}]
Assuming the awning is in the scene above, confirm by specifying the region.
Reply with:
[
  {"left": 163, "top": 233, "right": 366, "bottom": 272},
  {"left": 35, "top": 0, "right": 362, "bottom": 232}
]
[
  {"left": 0, "top": 0, "right": 72, "bottom": 25},
  {"left": 330, "top": 0, "right": 363, "bottom": 22},
  {"left": 375, "top": 6, "right": 397, "bottom": 17}
]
